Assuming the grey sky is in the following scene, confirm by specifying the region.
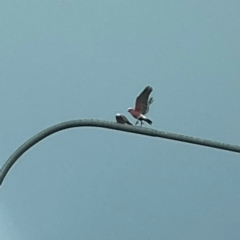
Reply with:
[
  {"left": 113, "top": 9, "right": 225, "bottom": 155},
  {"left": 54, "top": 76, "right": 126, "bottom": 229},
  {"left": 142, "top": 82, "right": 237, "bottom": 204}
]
[{"left": 0, "top": 1, "right": 240, "bottom": 239}]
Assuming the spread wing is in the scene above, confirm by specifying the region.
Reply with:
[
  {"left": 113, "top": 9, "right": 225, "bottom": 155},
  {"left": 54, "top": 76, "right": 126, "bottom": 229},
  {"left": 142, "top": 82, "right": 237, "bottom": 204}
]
[{"left": 135, "top": 86, "right": 154, "bottom": 115}]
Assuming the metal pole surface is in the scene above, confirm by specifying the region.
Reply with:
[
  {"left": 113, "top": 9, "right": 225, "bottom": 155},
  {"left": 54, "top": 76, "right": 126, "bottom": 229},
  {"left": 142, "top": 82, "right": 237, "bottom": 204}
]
[{"left": 1, "top": 119, "right": 239, "bottom": 186}]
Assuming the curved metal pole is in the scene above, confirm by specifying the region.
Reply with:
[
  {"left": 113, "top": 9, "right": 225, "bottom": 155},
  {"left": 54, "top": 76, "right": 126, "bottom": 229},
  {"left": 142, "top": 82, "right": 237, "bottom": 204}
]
[{"left": 1, "top": 119, "right": 240, "bottom": 186}]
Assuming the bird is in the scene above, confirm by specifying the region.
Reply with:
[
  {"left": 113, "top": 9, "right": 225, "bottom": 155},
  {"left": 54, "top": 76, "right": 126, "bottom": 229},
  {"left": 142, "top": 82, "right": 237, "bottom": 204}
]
[
  {"left": 115, "top": 113, "right": 133, "bottom": 125},
  {"left": 127, "top": 86, "right": 153, "bottom": 126}
]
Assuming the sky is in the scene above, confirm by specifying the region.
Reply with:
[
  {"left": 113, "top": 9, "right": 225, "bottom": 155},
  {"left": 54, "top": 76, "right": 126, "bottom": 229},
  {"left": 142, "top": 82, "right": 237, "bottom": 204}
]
[{"left": 0, "top": 0, "right": 240, "bottom": 239}]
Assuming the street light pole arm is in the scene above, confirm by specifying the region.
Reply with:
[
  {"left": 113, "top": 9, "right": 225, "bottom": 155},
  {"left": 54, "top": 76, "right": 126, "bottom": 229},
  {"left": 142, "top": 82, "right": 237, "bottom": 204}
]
[{"left": 1, "top": 119, "right": 240, "bottom": 186}]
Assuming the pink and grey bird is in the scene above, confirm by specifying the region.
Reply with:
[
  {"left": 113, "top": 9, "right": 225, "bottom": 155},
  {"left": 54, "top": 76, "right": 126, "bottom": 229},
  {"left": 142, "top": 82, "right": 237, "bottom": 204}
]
[
  {"left": 128, "top": 86, "right": 153, "bottom": 126},
  {"left": 115, "top": 113, "right": 133, "bottom": 125}
]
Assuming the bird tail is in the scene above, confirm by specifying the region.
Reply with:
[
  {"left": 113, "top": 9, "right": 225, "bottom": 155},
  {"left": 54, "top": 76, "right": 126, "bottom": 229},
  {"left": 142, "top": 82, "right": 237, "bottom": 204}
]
[{"left": 142, "top": 118, "right": 152, "bottom": 125}]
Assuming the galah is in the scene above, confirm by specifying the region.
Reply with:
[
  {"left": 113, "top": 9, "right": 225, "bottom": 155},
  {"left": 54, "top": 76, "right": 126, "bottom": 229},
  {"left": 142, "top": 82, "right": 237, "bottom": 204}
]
[
  {"left": 128, "top": 86, "right": 153, "bottom": 126},
  {"left": 115, "top": 113, "right": 133, "bottom": 125}
]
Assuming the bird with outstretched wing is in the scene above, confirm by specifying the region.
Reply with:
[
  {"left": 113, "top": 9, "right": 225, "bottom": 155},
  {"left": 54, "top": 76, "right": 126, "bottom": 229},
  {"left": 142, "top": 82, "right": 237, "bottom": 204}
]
[{"left": 128, "top": 86, "right": 154, "bottom": 126}]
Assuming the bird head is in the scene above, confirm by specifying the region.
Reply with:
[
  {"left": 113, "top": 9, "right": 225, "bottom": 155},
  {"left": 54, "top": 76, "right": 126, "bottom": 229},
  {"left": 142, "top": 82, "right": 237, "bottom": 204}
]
[{"left": 127, "top": 108, "right": 133, "bottom": 113}]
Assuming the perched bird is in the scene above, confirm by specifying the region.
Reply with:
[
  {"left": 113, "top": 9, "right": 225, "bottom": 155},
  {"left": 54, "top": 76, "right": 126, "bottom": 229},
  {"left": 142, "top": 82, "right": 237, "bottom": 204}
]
[
  {"left": 115, "top": 113, "right": 133, "bottom": 125},
  {"left": 128, "top": 86, "right": 153, "bottom": 126}
]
